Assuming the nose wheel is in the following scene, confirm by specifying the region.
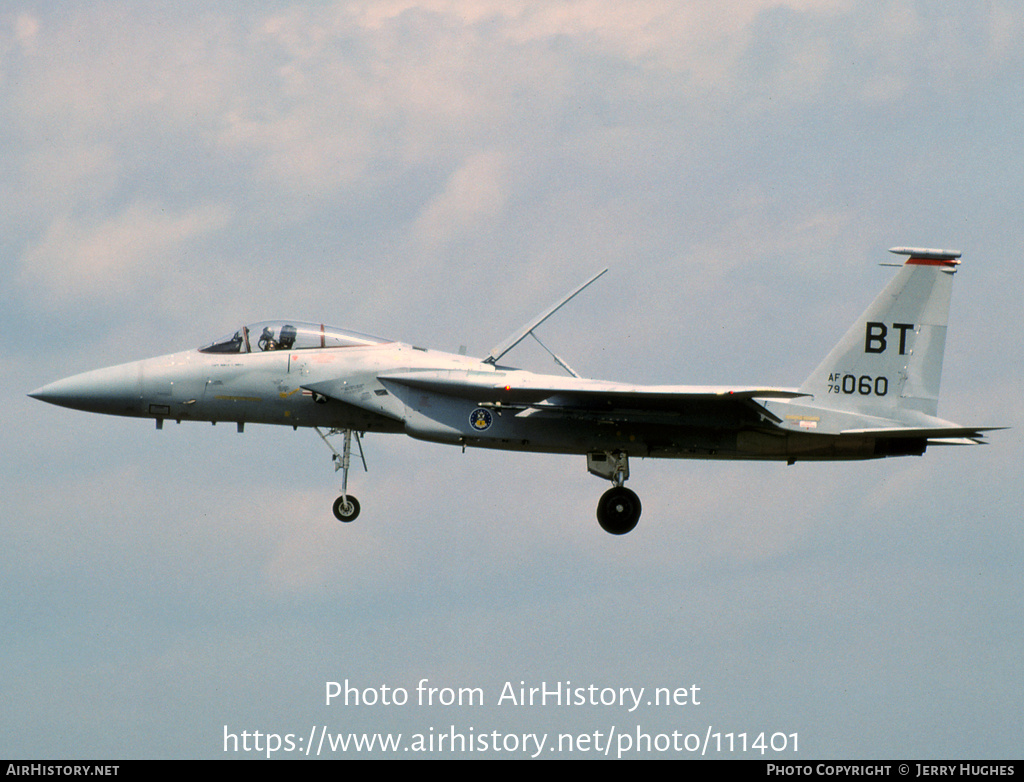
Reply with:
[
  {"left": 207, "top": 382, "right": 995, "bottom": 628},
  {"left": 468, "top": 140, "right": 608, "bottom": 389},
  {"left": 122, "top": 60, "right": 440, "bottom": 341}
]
[
  {"left": 587, "top": 451, "right": 642, "bottom": 534},
  {"left": 332, "top": 494, "right": 361, "bottom": 522}
]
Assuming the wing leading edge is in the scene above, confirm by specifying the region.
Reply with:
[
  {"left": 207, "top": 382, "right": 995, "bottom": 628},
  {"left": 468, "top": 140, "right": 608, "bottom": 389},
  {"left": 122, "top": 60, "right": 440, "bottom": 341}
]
[{"left": 378, "top": 369, "right": 806, "bottom": 409}]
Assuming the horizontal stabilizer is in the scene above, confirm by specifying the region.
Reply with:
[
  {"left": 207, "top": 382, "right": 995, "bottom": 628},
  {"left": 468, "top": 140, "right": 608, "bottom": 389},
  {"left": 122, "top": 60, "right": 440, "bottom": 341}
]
[{"left": 842, "top": 425, "right": 1004, "bottom": 443}]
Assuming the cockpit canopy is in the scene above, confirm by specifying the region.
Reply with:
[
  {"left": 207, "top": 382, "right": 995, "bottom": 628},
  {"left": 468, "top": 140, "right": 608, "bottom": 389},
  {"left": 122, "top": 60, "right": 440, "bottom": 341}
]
[{"left": 199, "top": 321, "right": 390, "bottom": 354}]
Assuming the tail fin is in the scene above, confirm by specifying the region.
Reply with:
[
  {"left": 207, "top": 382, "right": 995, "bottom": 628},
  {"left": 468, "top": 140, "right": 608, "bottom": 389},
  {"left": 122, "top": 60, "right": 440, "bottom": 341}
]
[{"left": 800, "top": 247, "right": 961, "bottom": 418}]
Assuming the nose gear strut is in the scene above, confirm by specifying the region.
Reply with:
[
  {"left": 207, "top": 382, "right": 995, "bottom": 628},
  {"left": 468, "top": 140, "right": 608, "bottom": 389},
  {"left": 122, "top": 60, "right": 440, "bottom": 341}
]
[{"left": 316, "top": 427, "right": 367, "bottom": 522}]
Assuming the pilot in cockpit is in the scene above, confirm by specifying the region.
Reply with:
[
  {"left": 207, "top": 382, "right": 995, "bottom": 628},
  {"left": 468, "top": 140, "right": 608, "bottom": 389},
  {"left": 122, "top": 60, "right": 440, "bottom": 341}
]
[
  {"left": 257, "top": 324, "right": 298, "bottom": 351},
  {"left": 258, "top": 326, "right": 277, "bottom": 350}
]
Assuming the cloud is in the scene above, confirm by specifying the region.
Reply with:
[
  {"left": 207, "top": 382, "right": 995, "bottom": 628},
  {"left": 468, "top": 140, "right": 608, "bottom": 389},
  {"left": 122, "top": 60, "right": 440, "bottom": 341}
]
[
  {"left": 20, "top": 201, "right": 232, "bottom": 304},
  {"left": 13, "top": 12, "right": 40, "bottom": 52},
  {"left": 413, "top": 149, "right": 510, "bottom": 250}
]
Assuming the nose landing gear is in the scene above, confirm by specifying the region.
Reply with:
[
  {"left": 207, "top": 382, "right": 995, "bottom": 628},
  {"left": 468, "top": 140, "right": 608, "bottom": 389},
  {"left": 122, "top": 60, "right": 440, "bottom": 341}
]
[
  {"left": 317, "top": 427, "right": 366, "bottom": 523},
  {"left": 588, "top": 451, "right": 641, "bottom": 535},
  {"left": 332, "top": 494, "right": 361, "bottom": 523}
]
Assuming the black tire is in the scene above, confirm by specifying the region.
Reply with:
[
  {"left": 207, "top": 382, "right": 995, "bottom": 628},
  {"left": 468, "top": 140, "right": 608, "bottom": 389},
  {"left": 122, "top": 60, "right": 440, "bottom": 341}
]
[
  {"left": 332, "top": 495, "right": 360, "bottom": 523},
  {"left": 596, "top": 487, "right": 641, "bottom": 535}
]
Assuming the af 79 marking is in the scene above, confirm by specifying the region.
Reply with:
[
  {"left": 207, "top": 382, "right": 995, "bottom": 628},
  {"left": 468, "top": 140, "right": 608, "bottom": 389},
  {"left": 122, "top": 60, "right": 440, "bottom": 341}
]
[
  {"left": 827, "top": 374, "right": 888, "bottom": 397},
  {"left": 30, "top": 246, "right": 1001, "bottom": 535}
]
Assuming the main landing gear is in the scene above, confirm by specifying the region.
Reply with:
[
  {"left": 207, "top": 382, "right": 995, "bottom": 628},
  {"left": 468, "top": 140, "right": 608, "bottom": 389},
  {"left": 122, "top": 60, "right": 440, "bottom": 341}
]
[
  {"left": 588, "top": 451, "right": 642, "bottom": 535},
  {"left": 316, "top": 428, "right": 366, "bottom": 523}
]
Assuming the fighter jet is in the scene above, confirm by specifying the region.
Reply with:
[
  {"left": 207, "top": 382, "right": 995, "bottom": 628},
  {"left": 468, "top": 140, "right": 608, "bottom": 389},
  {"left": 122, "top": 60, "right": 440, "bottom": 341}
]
[{"left": 30, "top": 247, "right": 999, "bottom": 534}]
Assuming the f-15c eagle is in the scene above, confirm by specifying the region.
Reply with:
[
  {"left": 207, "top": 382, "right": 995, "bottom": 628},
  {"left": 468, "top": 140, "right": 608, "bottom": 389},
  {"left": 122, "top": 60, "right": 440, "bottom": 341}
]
[{"left": 31, "top": 247, "right": 999, "bottom": 534}]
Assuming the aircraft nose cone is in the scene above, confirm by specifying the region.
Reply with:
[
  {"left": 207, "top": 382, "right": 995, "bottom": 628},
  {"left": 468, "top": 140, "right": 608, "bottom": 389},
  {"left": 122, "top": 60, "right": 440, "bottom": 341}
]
[
  {"left": 29, "top": 363, "right": 142, "bottom": 415},
  {"left": 28, "top": 384, "right": 55, "bottom": 402},
  {"left": 29, "top": 377, "right": 90, "bottom": 406}
]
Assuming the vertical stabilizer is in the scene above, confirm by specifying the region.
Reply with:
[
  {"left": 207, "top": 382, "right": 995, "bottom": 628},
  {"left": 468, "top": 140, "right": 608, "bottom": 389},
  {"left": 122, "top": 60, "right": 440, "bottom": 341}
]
[{"left": 800, "top": 247, "right": 961, "bottom": 418}]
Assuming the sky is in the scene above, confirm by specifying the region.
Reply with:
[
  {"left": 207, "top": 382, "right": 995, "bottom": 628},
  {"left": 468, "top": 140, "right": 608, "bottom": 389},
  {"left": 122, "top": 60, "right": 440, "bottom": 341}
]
[{"left": 3, "top": 0, "right": 1022, "bottom": 759}]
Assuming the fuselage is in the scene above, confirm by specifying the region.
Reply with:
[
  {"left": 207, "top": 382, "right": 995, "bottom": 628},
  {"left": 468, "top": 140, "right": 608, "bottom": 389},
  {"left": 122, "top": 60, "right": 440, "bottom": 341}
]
[{"left": 30, "top": 324, "right": 924, "bottom": 463}]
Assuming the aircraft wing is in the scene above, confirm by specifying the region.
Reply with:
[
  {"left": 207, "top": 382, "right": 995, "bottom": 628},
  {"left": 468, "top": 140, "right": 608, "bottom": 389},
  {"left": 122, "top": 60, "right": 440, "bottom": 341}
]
[{"left": 378, "top": 369, "right": 806, "bottom": 417}]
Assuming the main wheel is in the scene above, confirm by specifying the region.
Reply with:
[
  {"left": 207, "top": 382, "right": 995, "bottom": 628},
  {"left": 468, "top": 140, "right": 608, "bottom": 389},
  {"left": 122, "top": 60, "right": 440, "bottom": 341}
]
[
  {"left": 332, "top": 495, "right": 360, "bottom": 522},
  {"left": 596, "top": 487, "right": 641, "bottom": 535}
]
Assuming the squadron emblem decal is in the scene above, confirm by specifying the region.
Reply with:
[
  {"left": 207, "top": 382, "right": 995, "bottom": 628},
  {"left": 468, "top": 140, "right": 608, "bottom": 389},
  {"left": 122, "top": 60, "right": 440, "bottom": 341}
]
[{"left": 469, "top": 408, "right": 493, "bottom": 431}]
